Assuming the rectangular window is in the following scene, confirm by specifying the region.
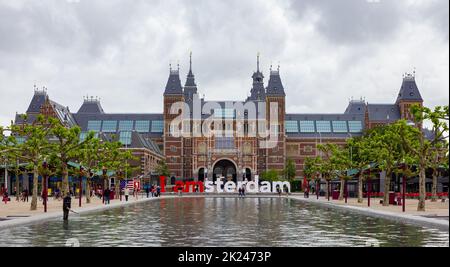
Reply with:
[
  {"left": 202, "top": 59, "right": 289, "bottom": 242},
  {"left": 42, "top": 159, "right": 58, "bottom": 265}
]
[
  {"left": 348, "top": 121, "right": 363, "bottom": 133},
  {"left": 214, "top": 108, "right": 235, "bottom": 118},
  {"left": 135, "top": 121, "right": 150, "bottom": 132},
  {"left": 102, "top": 121, "right": 117, "bottom": 132},
  {"left": 87, "top": 121, "right": 102, "bottom": 132},
  {"left": 332, "top": 121, "right": 348, "bottom": 133},
  {"left": 299, "top": 121, "right": 315, "bottom": 133},
  {"left": 285, "top": 121, "right": 299, "bottom": 133},
  {"left": 316, "top": 121, "right": 331, "bottom": 133},
  {"left": 119, "top": 121, "right": 134, "bottom": 131},
  {"left": 151, "top": 120, "right": 164, "bottom": 133},
  {"left": 215, "top": 137, "right": 235, "bottom": 150},
  {"left": 119, "top": 131, "right": 132, "bottom": 146}
]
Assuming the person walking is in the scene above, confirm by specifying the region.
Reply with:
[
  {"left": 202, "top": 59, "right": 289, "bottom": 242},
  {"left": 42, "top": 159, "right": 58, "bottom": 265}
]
[
  {"left": 156, "top": 185, "right": 161, "bottom": 197},
  {"left": 241, "top": 186, "right": 246, "bottom": 197},
  {"left": 104, "top": 188, "right": 110, "bottom": 205},
  {"left": 63, "top": 193, "right": 72, "bottom": 221},
  {"left": 238, "top": 187, "right": 242, "bottom": 198},
  {"left": 2, "top": 191, "right": 9, "bottom": 204},
  {"left": 146, "top": 186, "right": 150, "bottom": 198},
  {"left": 124, "top": 187, "right": 129, "bottom": 202}
]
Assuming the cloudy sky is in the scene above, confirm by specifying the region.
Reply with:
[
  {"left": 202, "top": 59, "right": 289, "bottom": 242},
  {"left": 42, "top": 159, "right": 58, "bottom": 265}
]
[{"left": 0, "top": 0, "right": 448, "bottom": 127}]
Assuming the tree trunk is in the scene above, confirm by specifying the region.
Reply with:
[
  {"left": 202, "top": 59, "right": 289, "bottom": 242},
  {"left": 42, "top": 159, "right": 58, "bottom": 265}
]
[
  {"left": 339, "top": 178, "right": 345, "bottom": 200},
  {"left": 325, "top": 180, "right": 329, "bottom": 200},
  {"left": 431, "top": 169, "right": 438, "bottom": 202},
  {"left": 358, "top": 175, "right": 363, "bottom": 203},
  {"left": 62, "top": 163, "right": 70, "bottom": 197},
  {"left": 30, "top": 165, "right": 38, "bottom": 211},
  {"left": 417, "top": 160, "right": 426, "bottom": 211},
  {"left": 383, "top": 171, "right": 391, "bottom": 207},
  {"left": 15, "top": 171, "right": 20, "bottom": 201},
  {"left": 86, "top": 174, "right": 91, "bottom": 204},
  {"left": 115, "top": 179, "right": 121, "bottom": 200}
]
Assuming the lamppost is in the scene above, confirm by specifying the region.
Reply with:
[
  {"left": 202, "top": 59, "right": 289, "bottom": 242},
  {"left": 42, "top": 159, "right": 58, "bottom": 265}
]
[
  {"left": 242, "top": 168, "right": 246, "bottom": 182},
  {"left": 42, "top": 160, "right": 48, "bottom": 213}
]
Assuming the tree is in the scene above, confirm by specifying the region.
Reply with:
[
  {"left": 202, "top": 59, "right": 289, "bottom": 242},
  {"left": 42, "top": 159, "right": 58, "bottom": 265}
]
[
  {"left": 155, "top": 160, "right": 170, "bottom": 177},
  {"left": 403, "top": 105, "right": 449, "bottom": 211},
  {"left": 97, "top": 140, "right": 134, "bottom": 199},
  {"left": 317, "top": 144, "right": 337, "bottom": 200},
  {"left": 347, "top": 136, "right": 376, "bottom": 203},
  {"left": 304, "top": 156, "right": 322, "bottom": 195},
  {"left": 77, "top": 133, "right": 102, "bottom": 204},
  {"left": 260, "top": 169, "right": 281, "bottom": 182},
  {"left": 11, "top": 115, "right": 55, "bottom": 210},
  {"left": 49, "top": 120, "right": 95, "bottom": 196},
  {"left": 330, "top": 145, "right": 353, "bottom": 201},
  {"left": 283, "top": 158, "right": 296, "bottom": 183},
  {"left": 366, "top": 123, "right": 407, "bottom": 206}
]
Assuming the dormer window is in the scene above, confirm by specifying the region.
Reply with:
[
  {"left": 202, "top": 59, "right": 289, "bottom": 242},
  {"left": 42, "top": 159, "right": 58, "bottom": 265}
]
[{"left": 410, "top": 92, "right": 414, "bottom": 96}]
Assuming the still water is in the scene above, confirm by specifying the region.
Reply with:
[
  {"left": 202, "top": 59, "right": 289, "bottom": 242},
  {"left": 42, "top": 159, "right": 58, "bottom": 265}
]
[{"left": 0, "top": 197, "right": 448, "bottom": 247}]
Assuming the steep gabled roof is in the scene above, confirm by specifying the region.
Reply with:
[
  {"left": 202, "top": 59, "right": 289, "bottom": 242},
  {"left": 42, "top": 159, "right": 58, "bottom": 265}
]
[
  {"left": 344, "top": 100, "right": 366, "bottom": 114},
  {"left": 396, "top": 74, "right": 423, "bottom": 103},
  {"left": 26, "top": 90, "right": 47, "bottom": 113},
  {"left": 164, "top": 69, "right": 183, "bottom": 96},
  {"left": 77, "top": 99, "right": 105, "bottom": 114},
  {"left": 266, "top": 68, "right": 285, "bottom": 97}
]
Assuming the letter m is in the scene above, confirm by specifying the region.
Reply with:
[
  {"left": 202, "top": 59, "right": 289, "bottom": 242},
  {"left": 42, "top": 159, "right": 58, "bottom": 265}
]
[{"left": 184, "top": 181, "right": 204, "bottom": 192}]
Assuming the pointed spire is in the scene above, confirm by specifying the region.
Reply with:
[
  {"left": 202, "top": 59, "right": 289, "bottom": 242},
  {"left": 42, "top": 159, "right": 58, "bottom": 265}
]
[
  {"left": 189, "top": 51, "right": 193, "bottom": 73},
  {"left": 185, "top": 51, "right": 197, "bottom": 88},
  {"left": 257, "top": 52, "right": 260, "bottom": 72}
]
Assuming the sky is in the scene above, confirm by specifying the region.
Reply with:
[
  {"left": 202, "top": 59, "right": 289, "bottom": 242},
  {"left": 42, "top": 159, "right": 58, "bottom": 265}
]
[{"left": 0, "top": 0, "right": 448, "bottom": 127}]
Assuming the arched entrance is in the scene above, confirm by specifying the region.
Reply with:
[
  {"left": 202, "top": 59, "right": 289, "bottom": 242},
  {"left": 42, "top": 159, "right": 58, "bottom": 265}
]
[
  {"left": 198, "top": 168, "right": 205, "bottom": 182},
  {"left": 213, "top": 159, "right": 237, "bottom": 183},
  {"left": 245, "top": 168, "right": 252, "bottom": 181}
]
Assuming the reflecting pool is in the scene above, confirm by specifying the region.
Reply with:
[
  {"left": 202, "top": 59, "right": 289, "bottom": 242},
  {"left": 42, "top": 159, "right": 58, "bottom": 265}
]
[{"left": 0, "top": 197, "right": 448, "bottom": 247}]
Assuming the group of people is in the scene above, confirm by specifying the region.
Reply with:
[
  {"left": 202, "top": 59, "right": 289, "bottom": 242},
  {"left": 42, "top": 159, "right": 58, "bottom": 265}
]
[{"left": 145, "top": 184, "right": 162, "bottom": 198}]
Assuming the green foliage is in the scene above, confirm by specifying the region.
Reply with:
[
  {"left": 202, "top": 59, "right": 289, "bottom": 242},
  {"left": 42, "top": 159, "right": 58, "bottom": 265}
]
[
  {"left": 283, "top": 158, "right": 296, "bottom": 182},
  {"left": 260, "top": 169, "right": 281, "bottom": 182},
  {"left": 155, "top": 160, "right": 170, "bottom": 177}
]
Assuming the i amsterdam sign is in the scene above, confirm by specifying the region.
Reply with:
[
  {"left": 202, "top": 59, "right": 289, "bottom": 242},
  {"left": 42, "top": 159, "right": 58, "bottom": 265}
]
[{"left": 159, "top": 176, "right": 291, "bottom": 193}]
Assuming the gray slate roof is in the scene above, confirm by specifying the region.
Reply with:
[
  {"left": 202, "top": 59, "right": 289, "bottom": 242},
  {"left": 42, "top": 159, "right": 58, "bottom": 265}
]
[
  {"left": 26, "top": 91, "right": 47, "bottom": 113},
  {"left": 266, "top": 70, "right": 285, "bottom": 97},
  {"left": 367, "top": 104, "right": 401, "bottom": 122},
  {"left": 396, "top": 75, "right": 423, "bottom": 103},
  {"left": 77, "top": 100, "right": 105, "bottom": 114},
  {"left": 344, "top": 100, "right": 366, "bottom": 114},
  {"left": 164, "top": 70, "right": 183, "bottom": 96}
]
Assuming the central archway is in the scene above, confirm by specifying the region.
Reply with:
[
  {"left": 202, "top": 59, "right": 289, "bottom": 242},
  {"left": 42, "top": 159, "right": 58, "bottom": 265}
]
[{"left": 213, "top": 159, "right": 237, "bottom": 183}]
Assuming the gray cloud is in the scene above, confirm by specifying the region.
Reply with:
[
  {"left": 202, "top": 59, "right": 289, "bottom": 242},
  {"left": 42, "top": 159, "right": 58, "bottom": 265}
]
[{"left": 0, "top": 0, "right": 448, "bottom": 127}]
